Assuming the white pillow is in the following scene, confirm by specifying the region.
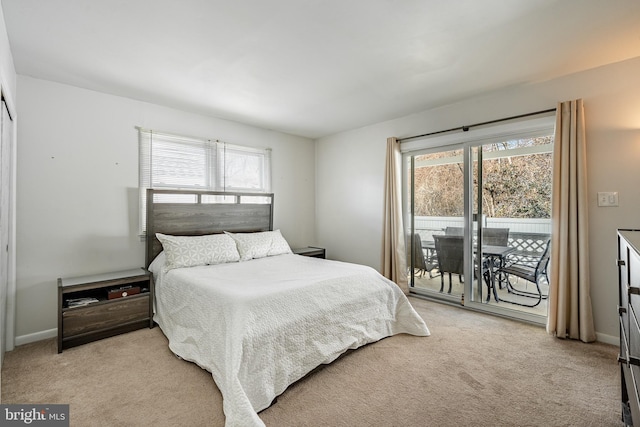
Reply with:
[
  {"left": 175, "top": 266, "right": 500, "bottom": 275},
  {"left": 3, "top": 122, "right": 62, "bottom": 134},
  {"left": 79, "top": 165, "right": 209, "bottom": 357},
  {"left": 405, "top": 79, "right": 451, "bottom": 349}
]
[
  {"left": 156, "top": 233, "right": 240, "bottom": 270},
  {"left": 225, "top": 230, "right": 292, "bottom": 261},
  {"left": 148, "top": 251, "right": 166, "bottom": 276},
  {"left": 269, "top": 230, "right": 293, "bottom": 256}
]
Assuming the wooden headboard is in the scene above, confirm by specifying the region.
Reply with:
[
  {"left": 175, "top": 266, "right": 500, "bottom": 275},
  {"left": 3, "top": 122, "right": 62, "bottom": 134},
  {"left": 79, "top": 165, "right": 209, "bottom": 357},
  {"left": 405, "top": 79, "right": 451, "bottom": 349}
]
[{"left": 145, "top": 189, "right": 274, "bottom": 268}]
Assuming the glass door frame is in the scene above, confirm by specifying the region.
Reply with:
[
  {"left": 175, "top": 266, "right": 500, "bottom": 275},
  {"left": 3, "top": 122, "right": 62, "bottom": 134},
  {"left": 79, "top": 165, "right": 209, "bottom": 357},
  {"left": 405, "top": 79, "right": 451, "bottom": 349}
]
[{"left": 403, "top": 140, "right": 548, "bottom": 325}]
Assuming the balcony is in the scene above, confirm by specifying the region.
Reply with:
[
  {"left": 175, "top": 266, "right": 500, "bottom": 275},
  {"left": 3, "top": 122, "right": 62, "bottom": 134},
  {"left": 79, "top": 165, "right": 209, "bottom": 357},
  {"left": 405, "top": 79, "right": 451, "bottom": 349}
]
[{"left": 409, "top": 216, "right": 550, "bottom": 316}]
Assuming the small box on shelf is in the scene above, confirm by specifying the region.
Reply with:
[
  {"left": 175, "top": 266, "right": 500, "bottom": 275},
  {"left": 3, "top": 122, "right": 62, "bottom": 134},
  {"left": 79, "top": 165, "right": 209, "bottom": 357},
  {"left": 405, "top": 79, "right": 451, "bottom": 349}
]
[{"left": 107, "top": 285, "right": 141, "bottom": 300}]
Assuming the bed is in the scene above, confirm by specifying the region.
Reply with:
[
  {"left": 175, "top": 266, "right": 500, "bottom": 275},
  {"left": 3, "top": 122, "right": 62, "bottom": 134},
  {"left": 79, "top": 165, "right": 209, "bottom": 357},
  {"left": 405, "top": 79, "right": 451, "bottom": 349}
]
[{"left": 145, "top": 189, "right": 430, "bottom": 427}]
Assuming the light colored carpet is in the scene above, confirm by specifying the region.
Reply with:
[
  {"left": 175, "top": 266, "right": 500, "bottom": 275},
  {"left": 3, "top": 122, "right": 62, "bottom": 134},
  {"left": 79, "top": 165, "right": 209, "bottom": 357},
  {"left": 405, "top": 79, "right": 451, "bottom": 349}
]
[{"left": 1, "top": 297, "right": 620, "bottom": 426}]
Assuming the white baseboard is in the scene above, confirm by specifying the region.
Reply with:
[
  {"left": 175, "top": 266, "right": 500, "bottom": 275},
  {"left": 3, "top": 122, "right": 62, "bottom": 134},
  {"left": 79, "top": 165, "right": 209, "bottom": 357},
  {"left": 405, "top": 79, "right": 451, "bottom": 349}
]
[
  {"left": 14, "top": 328, "right": 57, "bottom": 346},
  {"left": 596, "top": 332, "right": 618, "bottom": 346}
]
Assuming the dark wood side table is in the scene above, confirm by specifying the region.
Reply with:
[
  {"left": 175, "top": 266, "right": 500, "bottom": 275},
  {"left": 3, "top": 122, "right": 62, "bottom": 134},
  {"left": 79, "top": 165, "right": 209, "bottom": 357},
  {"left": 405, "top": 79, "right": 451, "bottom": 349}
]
[
  {"left": 293, "top": 247, "right": 326, "bottom": 259},
  {"left": 57, "top": 268, "right": 154, "bottom": 353}
]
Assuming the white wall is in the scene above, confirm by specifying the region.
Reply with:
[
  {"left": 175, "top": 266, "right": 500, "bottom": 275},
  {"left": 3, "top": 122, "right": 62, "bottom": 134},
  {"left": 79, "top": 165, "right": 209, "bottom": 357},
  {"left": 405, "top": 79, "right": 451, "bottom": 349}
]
[
  {"left": 15, "top": 76, "right": 316, "bottom": 341},
  {"left": 0, "top": 3, "right": 15, "bottom": 106},
  {"left": 316, "top": 56, "right": 640, "bottom": 343},
  {"left": 0, "top": 2, "right": 17, "bottom": 361}
]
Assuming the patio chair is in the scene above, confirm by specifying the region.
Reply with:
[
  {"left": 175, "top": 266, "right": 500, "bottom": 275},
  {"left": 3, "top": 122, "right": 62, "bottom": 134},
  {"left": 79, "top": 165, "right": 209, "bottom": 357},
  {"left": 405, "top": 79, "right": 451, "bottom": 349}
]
[
  {"left": 445, "top": 226, "right": 464, "bottom": 236},
  {"left": 482, "top": 228, "right": 509, "bottom": 246},
  {"left": 408, "top": 233, "right": 437, "bottom": 278},
  {"left": 506, "top": 232, "right": 551, "bottom": 270},
  {"left": 434, "top": 235, "right": 462, "bottom": 293},
  {"left": 497, "top": 239, "right": 551, "bottom": 307},
  {"left": 446, "top": 227, "right": 509, "bottom": 247},
  {"left": 434, "top": 235, "right": 492, "bottom": 295}
]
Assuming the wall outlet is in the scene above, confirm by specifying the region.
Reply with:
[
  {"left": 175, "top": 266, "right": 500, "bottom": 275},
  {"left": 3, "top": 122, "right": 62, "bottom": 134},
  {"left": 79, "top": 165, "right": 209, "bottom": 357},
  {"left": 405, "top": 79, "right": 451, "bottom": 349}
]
[{"left": 597, "top": 191, "right": 619, "bottom": 207}]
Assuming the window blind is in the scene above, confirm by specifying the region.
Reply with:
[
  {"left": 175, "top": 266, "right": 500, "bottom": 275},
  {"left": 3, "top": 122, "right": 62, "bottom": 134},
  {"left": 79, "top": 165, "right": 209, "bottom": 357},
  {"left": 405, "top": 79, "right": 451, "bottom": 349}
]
[{"left": 138, "top": 128, "right": 272, "bottom": 234}]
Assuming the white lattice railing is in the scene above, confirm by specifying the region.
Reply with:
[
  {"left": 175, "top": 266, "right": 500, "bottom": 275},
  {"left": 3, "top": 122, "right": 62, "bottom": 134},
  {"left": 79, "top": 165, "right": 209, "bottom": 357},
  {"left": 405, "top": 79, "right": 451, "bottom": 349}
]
[
  {"left": 411, "top": 216, "right": 551, "bottom": 266},
  {"left": 412, "top": 216, "right": 550, "bottom": 241}
]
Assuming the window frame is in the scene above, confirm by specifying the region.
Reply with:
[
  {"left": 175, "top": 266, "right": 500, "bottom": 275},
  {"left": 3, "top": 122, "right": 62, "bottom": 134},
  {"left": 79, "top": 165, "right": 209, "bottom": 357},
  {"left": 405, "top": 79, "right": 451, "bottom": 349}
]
[
  {"left": 138, "top": 128, "right": 272, "bottom": 235},
  {"left": 401, "top": 114, "right": 555, "bottom": 324}
]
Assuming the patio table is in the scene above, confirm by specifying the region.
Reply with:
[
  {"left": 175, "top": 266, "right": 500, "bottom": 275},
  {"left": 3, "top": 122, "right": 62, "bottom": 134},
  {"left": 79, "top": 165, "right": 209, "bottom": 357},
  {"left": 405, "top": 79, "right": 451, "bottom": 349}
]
[
  {"left": 421, "top": 240, "right": 514, "bottom": 302},
  {"left": 480, "top": 245, "right": 515, "bottom": 302}
]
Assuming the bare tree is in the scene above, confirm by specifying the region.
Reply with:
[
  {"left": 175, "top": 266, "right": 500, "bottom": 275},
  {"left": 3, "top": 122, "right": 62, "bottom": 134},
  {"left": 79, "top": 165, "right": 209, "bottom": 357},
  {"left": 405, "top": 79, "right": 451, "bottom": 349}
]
[{"left": 412, "top": 137, "right": 552, "bottom": 219}]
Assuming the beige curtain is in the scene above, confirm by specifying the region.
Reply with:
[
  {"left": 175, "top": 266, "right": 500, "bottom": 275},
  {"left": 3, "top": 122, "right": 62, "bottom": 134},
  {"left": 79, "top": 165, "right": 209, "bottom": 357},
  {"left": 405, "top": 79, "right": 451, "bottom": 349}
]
[
  {"left": 547, "top": 99, "right": 596, "bottom": 342},
  {"left": 382, "top": 137, "right": 408, "bottom": 293}
]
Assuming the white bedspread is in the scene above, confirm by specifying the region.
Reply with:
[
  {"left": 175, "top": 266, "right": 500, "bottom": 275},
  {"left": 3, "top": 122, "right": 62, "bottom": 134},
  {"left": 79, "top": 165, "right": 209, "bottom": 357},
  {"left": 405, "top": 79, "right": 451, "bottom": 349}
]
[{"left": 153, "top": 254, "right": 430, "bottom": 426}]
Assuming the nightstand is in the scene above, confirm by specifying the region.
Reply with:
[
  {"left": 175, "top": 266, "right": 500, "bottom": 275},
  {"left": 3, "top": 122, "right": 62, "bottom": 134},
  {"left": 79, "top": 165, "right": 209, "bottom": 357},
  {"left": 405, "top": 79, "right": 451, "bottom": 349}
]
[
  {"left": 293, "top": 247, "right": 326, "bottom": 259},
  {"left": 57, "top": 268, "right": 154, "bottom": 353}
]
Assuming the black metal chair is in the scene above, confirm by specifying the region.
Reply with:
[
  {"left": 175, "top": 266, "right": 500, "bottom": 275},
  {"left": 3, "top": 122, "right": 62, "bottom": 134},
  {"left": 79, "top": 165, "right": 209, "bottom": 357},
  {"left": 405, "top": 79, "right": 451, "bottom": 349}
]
[
  {"left": 446, "top": 226, "right": 509, "bottom": 246},
  {"left": 505, "top": 232, "right": 551, "bottom": 277},
  {"left": 434, "top": 234, "right": 492, "bottom": 295},
  {"left": 433, "top": 235, "right": 463, "bottom": 293},
  {"left": 408, "top": 233, "right": 437, "bottom": 278},
  {"left": 497, "top": 239, "right": 551, "bottom": 307},
  {"left": 444, "top": 226, "right": 464, "bottom": 236},
  {"left": 482, "top": 228, "right": 509, "bottom": 246}
]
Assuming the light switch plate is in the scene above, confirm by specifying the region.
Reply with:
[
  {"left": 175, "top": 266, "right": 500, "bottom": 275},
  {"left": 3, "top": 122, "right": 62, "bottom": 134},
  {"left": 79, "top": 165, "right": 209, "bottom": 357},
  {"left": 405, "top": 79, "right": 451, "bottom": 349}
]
[{"left": 597, "top": 191, "right": 619, "bottom": 207}]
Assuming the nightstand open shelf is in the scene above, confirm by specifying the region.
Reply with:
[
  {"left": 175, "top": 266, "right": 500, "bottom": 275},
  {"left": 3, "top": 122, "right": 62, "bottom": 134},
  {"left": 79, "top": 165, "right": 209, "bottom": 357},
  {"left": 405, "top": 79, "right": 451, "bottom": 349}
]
[
  {"left": 57, "top": 268, "right": 154, "bottom": 353},
  {"left": 293, "top": 247, "right": 326, "bottom": 258}
]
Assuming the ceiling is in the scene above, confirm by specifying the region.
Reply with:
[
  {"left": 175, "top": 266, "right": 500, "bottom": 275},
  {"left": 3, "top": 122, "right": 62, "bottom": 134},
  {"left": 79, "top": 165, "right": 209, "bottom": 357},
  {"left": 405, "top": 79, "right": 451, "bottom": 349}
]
[{"left": 2, "top": 0, "right": 640, "bottom": 139}]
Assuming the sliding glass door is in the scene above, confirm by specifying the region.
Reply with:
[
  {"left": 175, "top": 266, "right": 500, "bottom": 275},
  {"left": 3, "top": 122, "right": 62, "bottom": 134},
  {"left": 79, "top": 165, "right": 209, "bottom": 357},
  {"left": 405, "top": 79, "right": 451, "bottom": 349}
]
[
  {"left": 403, "top": 117, "right": 555, "bottom": 322},
  {"left": 405, "top": 147, "right": 466, "bottom": 304}
]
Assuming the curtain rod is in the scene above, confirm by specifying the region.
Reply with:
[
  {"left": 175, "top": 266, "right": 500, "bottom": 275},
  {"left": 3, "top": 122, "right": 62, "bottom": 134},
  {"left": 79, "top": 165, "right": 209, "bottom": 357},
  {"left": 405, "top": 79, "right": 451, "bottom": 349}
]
[
  {"left": 135, "top": 126, "right": 223, "bottom": 144},
  {"left": 397, "top": 108, "right": 556, "bottom": 143}
]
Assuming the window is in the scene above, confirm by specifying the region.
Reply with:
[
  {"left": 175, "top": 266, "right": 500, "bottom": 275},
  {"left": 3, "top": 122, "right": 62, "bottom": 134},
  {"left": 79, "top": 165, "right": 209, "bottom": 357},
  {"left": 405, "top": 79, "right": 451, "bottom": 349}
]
[{"left": 138, "top": 128, "right": 271, "bottom": 234}]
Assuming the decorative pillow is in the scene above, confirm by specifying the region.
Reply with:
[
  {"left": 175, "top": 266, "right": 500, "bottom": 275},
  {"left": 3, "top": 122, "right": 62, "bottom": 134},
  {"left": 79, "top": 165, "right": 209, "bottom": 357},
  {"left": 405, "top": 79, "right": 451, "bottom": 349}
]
[
  {"left": 225, "top": 230, "right": 292, "bottom": 261},
  {"left": 156, "top": 233, "right": 240, "bottom": 270},
  {"left": 268, "top": 229, "right": 293, "bottom": 256}
]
